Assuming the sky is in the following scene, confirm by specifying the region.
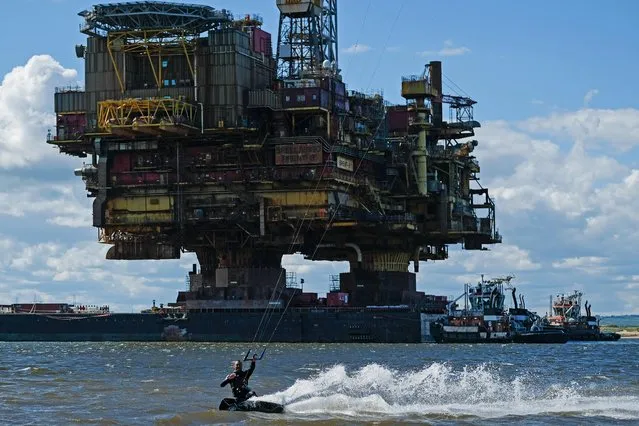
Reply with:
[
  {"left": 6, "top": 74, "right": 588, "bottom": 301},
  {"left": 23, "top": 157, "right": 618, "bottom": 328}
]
[{"left": 1, "top": 0, "right": 639, "bottom": 315}]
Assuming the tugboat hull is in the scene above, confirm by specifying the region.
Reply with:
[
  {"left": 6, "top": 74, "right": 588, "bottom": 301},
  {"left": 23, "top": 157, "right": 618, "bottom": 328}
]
[
  {"left": 512, "top": 330, "right": 568, "bottom": 344},
  {"left": 546, "top": 327, "right": 621, "bottom": 342},
  {"left": 430, "top": 323, "right": 512, "bottom": 343}
]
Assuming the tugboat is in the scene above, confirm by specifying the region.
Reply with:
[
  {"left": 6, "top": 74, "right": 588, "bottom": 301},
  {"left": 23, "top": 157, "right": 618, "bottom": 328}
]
[
  {"left": 430, "top": 275, "right": 514, "bottom": 343},
  {"left": 431, "top": 275, "right": 568, "bottom": 344},
  {"left": 507, "top": 287, "right": 568, "bottom": 343},
  {"left": 508, "top": 290, "right": 566, "bottom": 343},
  {"left": 544, "top": 291, "right": 620, "bottom": 341}
]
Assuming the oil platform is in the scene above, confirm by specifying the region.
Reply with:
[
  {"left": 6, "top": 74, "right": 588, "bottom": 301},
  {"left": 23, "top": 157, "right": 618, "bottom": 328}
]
[{"left": 48, "top": 0, "right": 501, "bottom": 310}]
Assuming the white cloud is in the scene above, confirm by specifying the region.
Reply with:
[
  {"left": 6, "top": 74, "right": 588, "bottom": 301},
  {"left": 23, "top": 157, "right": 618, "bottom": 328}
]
[
  {"left": 432, "top": 244, "right": 541, "bottom": 274},
  {"left": 0, "top": 55, "right": 78, "bottom": 169},
  {"left": 342, "top": 44, "right": 372, "bottom": 54},
  {"left": 0, "top": 288, "right": 57, "bottom": 305},
  {"left": 476, "top": 116, "right": 626, "bottom": 218},
  {"left": 552, "top": 256, "right": 609, "bottom": 274},
  {"left": 585, "top": 169, "right": 639, "bottom": 238},
  {"left": 583, "top": 88, "right": 599, "bottom": 106},
  {"left": 439, "top": 46, "right": 471, "bottom": 56},
  {"left": 0, "top": 236, "right": 16, "bottom": 270},
  {"left": 11, "top": 242, "right": 61, "bottom": 271},
  {"left": 0, "top": 176, "right": 92, "bottom": 227},
  {"left": 1, "top": 236, "right": 191, "bottom": 309},
  {"left": 475, "top": 108, "right": 639, "bottom": 250},
  {"left": 419, "top": 40, "right": 471, "bottom": 57},
  {"left": 520, "top": 108, "right": 639, "bottom": 151}
]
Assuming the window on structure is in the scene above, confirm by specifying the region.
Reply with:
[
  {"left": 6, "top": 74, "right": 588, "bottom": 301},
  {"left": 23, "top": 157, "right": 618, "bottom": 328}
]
[
  {"left": 297, "top": 95, "right": 306, "bottom": 102},
  {"left": 285, "top": 96, "right": 291, "bottom": 102},
  {"left": 150, "top": 198, "right": 159, "bottom": 205},
  {"left": 163, "top": 80, "right": 170, "bottom": 87},
  {"left": 312, "top": 94, "right": 317, "bottom": 101},
  {"left": 162, "top": 60, "right": 168, "bottom": 68}
]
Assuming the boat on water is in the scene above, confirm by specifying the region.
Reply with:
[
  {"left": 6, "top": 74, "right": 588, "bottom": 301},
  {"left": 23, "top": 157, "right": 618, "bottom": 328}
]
[
  {"left": 543, "top": 291, "right": 620, "bottom": 341},
  {"left": 0, "top": 267, "right": 449, "bottom": 343},
  {"left": 508, "top": 288, "right": 568, "bottom": 344},
  {"left": 430, "top": 275, "right": 568, "bottom": 344},
  {"left": 0, "top": 300, "right": 430, "bottom": 343}
]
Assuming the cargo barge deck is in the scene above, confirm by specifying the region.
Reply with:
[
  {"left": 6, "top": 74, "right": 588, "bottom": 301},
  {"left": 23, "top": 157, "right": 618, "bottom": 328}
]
[{"left": 0, "top": 306, "right": 442, "bottom": 343}]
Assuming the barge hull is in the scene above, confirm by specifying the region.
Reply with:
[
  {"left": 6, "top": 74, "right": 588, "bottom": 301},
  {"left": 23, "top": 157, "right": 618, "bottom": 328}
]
[{"left": 0, "top": 309, "right": 423, "bottom": 343}]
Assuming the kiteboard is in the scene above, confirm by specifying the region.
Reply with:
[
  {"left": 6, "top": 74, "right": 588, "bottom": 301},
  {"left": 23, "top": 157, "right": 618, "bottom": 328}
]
[{"left": 218, "top": 397, "right": 284, "bottom": 413}]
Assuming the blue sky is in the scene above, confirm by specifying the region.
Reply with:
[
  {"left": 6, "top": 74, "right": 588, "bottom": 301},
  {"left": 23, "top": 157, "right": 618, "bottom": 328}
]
[{"left": 1, "top": 0, "right": 639, "bottom": 315}]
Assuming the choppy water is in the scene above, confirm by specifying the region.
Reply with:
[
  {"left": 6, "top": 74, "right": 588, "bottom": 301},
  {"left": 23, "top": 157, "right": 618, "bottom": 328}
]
[{"left": 1, "top": 341, "right": 638, "bottom": 425}]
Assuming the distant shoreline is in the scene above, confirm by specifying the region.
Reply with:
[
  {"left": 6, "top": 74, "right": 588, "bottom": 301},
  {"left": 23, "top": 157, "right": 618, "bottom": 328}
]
[
  {"left": 601, "top": 326, "right": 639, "bottom": 338},
  {"left": 618, "top": 332, "right": 639, "bottom": 339}
]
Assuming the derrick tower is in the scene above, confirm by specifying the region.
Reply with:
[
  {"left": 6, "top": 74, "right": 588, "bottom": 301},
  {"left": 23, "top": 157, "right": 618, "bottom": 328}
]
[{"left": 276, "top": 0, "right": 338, "bottom": 78}]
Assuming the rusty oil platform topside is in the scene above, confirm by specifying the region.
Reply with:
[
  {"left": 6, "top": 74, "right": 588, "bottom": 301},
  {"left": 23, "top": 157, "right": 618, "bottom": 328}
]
[{"left": 49, "top": 0, "right": 501, "bottom": 310}]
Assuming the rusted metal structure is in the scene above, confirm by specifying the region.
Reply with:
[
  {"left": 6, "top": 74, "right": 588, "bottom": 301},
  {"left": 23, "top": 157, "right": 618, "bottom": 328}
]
[{"left": 48, "top": 0, "right": 501, "bottom": 309}]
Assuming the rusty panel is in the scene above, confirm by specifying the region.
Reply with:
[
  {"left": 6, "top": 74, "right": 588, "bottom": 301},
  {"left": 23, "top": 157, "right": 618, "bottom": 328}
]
[
  {"left": 12, "top": 303, "right": 69, "bottom": 313},
  {"left": 144, "top": 172, "right": 161, "bottom": 184},
  {"left": 106, "top": 242, "right": 179, "bottom": 260},
  {"left": 281, "top": 87, "right": 326, "bottom": 108},
  {"left": 251, "top": 28, "right": 272, "bottom": 55},
  {"left": 111, "top": 152, "right": 131, "bottom": 173},
  {"left": 266, "top": 191, "right": 327, "bottom": 206},
  {"left": 112, "top": 173, "right": 136, "bottom": 185},
  {"left": 297, "top": 292, "right": 318, "bottom": 303},
  {"left": 274, "top": 143, "right": 322, "bottom": 165},
  {"left": 108, "top": 196, "right": 172, "bottom": 212},
  {"left": 387, "top": 106, "right": 411, "bottom": 133},
  {"left": 107, "top": 212, "right": 173, "bottom": 225},
  {"left": 55, "top": 113, "right": 86, "bottom": 141},
  {"left": 327, "top": 292, "right": 349, "bottom": 307}
]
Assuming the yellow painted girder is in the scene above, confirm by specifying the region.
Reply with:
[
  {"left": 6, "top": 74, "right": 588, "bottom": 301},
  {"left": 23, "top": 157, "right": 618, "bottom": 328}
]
[
  {"left": 98, "top": 98, "right": 197, "bottom": 131},
  {"left": 265, "top": 191, "right": 328, "bottom": 206},
  {"left": 106, "top": 212, "right": 173, "bottom": 225}
]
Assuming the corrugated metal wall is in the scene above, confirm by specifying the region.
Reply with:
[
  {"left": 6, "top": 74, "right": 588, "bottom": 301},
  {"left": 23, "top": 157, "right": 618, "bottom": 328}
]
[
  {"left": 81, "top": 27, "right": 276, "bottom": 130},
  {"left": 54, "top": 91, "right": 86, "bottom": 113}
]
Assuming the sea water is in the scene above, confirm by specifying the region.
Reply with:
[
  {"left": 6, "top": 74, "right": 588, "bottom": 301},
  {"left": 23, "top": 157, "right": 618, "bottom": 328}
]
[{"left": 0, "top": 340, "right": 638, "bottom": 425}]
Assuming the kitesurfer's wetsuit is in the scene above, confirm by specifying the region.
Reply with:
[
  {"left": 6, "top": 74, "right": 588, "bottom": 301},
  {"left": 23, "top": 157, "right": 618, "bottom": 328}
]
[{"left": 220, "top": 359, "right": 256, "bottom": 402}]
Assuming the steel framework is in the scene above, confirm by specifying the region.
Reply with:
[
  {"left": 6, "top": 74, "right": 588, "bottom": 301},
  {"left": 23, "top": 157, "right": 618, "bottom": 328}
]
[
  {"left": 79, "top": 1, "right": 232, "bottom": 37},
  {"left": 105, "top": 29, "right": 199, "bottom": 92},
  {"left": 276, "top": 0, "right": 338, "bottom": 78},
  {"left": 321, "top": 0, "right": 338, "bottom": 69},
  {"left": 97, "top": 98, "right": 197, "bottom": 131}
]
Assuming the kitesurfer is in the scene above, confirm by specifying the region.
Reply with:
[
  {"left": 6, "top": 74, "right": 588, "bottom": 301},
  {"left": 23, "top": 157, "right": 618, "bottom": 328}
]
[{"left": 220, "top": 354, "right": 257, "bottom": 403}]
